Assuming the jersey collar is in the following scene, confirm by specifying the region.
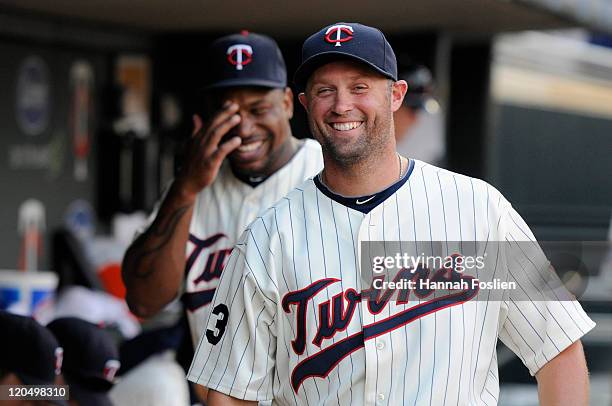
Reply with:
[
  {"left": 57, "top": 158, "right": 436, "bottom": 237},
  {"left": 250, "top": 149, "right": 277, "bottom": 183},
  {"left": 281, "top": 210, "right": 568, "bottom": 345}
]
[
  {"left": 230, "top": 165, "right": 268, "bottom": 187},
  {"left": 314, "top": 159, "right": 415, "bottom": 214},
  {"left": 229, "top": 139, "right": 308, "bottom": 188}
]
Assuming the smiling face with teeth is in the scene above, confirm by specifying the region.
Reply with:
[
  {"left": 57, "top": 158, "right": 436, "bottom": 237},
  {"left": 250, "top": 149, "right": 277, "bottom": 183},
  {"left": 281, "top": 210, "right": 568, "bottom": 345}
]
[
  {"left": 298, "top": 60, "right": 406, "bottom": 167},
  {"left": 206, "top": 86, "right": 296, "bottom": 177}
]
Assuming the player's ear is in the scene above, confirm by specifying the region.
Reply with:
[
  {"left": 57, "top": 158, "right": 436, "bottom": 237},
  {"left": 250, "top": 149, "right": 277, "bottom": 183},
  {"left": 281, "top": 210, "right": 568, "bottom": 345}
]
[
  {"left": 391, "top": 80, "right": 408, "bottom": 113},
  {"left": 282, "top": 87, "right": 294, "bottom": 120},
  {"left": 298, "top": 92, "right": 308, "bottom": 113}
]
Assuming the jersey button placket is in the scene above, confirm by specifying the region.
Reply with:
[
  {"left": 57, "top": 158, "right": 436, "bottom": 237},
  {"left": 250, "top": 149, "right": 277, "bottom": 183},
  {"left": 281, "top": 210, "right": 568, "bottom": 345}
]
[
  {"left": 358, "top": 214, "right": 379, "bottom": 406},
  {"left": 239, "top": 191, "right": 257, "bottom": 228}
]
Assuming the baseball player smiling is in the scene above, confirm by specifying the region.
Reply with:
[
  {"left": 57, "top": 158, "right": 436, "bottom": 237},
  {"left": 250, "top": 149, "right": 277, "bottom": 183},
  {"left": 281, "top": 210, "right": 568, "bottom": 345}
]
[
  {"left": 122, "top": 31, "right": 323, "bottom": 350},
  {"left": 189, "top": 23, "right": 595, "bottom": 406}
]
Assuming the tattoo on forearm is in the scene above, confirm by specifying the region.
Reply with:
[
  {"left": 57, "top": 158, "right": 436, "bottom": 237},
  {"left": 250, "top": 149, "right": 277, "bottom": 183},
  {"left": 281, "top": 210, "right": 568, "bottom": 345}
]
[{"left": 127, "top": 205, "right": 190, "bottom": 278}]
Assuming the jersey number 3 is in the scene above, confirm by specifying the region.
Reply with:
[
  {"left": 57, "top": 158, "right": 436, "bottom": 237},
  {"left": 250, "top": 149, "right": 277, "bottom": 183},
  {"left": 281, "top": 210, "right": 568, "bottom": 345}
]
[{"left": 206, "top": 304, "right": 230, "bottom": 345}]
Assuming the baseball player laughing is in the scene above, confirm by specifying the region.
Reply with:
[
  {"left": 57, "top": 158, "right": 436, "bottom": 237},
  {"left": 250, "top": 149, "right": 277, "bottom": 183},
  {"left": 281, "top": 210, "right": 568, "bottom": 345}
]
[
  {"left": 122, "top": 31, "right": 323, "bottom": 352},
  {"left": 189, "top": 23, "right": 595, "bottom": 406}
]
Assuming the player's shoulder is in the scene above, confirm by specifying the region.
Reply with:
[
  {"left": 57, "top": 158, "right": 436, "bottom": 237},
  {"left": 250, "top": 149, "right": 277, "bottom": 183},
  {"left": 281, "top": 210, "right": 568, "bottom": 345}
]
[
  {"left": 251, "top": 177, "right": 317, "bottom": 225},
  {"left": 236, "top": 179, "right": 316, "bottom": 259},
  {"left": 301, "top": 137, "right": 322, "bottom": 154},
  {"left": 411, "top": 159, "right": 509, "bottom": 207},
  {"left": 277, "top": 138, "right": 323, "bottom": 180},
  {"left": 296, "top": 138, "right": 323, "bottom": 165},
  {"left": 410, "top": 159, "right": 488, "bottom": 188}
]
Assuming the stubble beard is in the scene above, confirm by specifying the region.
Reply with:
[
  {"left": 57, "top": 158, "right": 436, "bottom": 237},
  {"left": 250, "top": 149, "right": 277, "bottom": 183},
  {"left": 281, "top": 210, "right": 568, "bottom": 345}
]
[{"left": 309, "top": 109, "right": 394, "bottom": 171}]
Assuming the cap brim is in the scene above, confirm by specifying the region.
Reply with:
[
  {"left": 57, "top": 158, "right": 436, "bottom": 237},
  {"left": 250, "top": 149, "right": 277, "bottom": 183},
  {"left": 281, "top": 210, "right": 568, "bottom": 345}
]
[
  {"left": 70, "top": 384, "right": 113, "bottom": 406},
  {"left": 293, "top": 51, "right": 397, "bottom": 91},
  {"left": 202, "top": 78, "right": 286, "bottom": 91}
]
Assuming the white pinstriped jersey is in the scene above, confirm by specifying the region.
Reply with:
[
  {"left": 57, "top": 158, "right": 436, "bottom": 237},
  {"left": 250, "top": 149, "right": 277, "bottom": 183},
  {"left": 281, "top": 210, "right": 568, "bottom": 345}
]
[
  {"left": 146, "top": 139, "right": 323, "bottom": 346},
  {"left": 188, "top": 159, "right": 595, "bottom": 405}
]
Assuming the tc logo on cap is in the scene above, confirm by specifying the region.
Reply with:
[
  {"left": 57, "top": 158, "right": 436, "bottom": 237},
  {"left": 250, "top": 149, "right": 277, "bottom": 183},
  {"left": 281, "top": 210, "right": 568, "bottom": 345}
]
[
  {"left": 103, "top": 359, "right": 121, "bottom": 382},
  {"left": 325, "top": 24, "right": 354, "bottom": 47},
  {"left": 54, "top": 347, "right": 64, "bottom": 375},
  {"left": 227, "top": 44, "right": 253, "bottom": 70}
]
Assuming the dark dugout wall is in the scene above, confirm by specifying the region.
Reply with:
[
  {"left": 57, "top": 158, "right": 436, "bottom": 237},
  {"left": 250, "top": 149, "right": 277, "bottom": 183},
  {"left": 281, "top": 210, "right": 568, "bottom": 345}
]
[
  {"left": 0, "top": 11, "right": 150, "bottom": 269},
  {"left": 0, "top": 40, "right": 105, "bottom": 269}
]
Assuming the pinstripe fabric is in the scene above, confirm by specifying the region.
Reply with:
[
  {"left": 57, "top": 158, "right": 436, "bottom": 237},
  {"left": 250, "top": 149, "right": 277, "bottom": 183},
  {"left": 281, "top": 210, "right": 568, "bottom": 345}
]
[
  {"left": 143, "top": 139, "right": 323, "bottom": 346},
  {"left": 188, "top": 159, "right": 595, "bottom": 405}
]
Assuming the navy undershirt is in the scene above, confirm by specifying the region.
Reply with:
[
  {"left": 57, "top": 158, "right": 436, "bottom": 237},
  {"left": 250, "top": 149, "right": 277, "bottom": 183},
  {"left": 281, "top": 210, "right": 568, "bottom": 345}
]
[
  {"left": 230, "top": 166, "right": 268, "bottom": 187},
  {"left": 314, "top": 159, "right": 415, "bottom": 214}
]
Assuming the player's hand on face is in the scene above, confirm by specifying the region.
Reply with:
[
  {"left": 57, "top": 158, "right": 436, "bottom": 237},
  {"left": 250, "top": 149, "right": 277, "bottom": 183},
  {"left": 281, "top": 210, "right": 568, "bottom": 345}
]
[{"left": 176, "top": 102, "right": 242, "bottom": 196}]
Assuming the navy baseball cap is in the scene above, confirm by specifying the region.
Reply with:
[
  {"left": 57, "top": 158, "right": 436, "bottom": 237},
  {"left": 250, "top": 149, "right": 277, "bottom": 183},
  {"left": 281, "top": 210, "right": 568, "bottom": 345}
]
[
  {"left": 0, "top": 311, "right": 67, "bottom": 406},
  {"left": 294, "top": 22, "right": 398, "bottom": 91},
  {"left": 47, "top": 317, "right": 120, "bottom": 406},
  {"left": 203, "top": 30, "right": 287, "bottom": 90}
]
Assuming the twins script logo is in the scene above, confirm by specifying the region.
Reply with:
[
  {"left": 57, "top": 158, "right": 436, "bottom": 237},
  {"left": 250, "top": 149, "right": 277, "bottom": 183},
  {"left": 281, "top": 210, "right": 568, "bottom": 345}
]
[
  {"left": 227, "top": 44, "right": 253, "bottom": 70},
  {"left": 325, "top": 24, "right": 354, "bottom": 46},
  {"left": 282, "top": 264, "right": 479, "bottom": 392},
  {"left": 182, "top": 233, "right": 232, "bottom": 311}
]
